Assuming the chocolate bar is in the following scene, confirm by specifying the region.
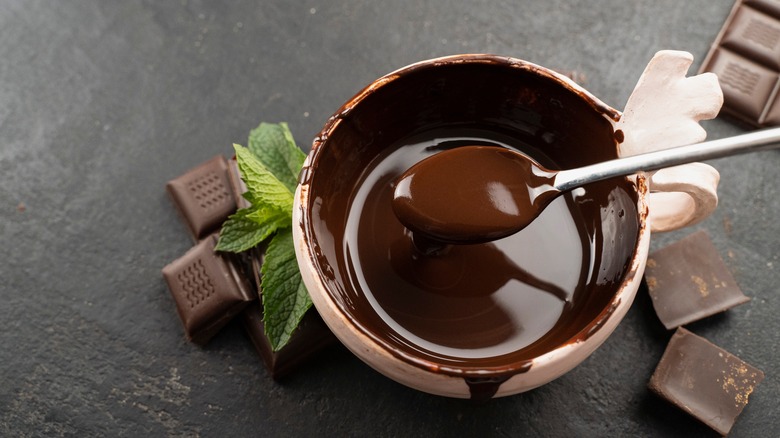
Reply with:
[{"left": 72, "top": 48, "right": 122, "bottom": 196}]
[
  {"left": 700, "top": 0, "right": 780, "bottom": 126},
  {"left": 163, "top": 154, "right": 337, "bottom": 374},
  {"left": 162, "top": 234, "right": 256, "bottom": 344},
  {"left": 166, "top": 155, "right": 237, "bottom": 240},
  {"left": 241, "top": 302, "right": 338, "bottom": 379},
  {"left": 644, "top": 231, "right": 749, "bottom": 329},
  {"left": 648, "top": 328, "right": 764, "bottom": 436}
]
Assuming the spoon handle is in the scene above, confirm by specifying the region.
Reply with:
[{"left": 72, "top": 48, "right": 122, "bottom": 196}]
[{"left": 554, "top": 127, "right": 780, "bottom": 193}]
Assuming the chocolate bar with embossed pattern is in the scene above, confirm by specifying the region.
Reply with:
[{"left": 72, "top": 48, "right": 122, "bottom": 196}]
[
  {"left": 166, "top": 155, "right": 237, "bottom": 240},
  {"left": 162, "top": 234, "right": 255, "bottom": 344},
  {"left": 701, "top": 0, "right": 780, "bottom": 126}
]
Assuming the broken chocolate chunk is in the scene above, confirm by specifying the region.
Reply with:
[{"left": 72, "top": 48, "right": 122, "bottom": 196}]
[
  {"left": 166, "top": 155, "right": 237, "bottom": 240},
  {"left": 241, "top": 302, "right": 338, "bottom": 379},
  {"left": 648, "top": 328, "right": 764, "bottom": 436},
  {"left": 162, "top": 234, "right": 255, "bottom": 344},
  {"left": 645, "top": 230, "right": 749, "bottom": 329}
]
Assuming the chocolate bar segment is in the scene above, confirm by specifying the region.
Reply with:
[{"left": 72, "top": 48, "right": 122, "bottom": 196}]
[
  {"left": 241, "top": 302, "right": 338, "bottom": 379},
  {"left": 648, "top": 328, "right": 764, "bottom": 436},
  {"left": 645, "top": 231, "right": 749, "bottom": 329},
  {"left": 162, "top": 234, "right": 255, "bottom": 344},
  {"left": 166, "top": 155, "right": 237, "bottom": 240},
  {"left": 701, "top": 0, "right": 780, "bottom": 126},
  {"left": 721, "top": 6, "right": 780, "bottom": 69},
  {"left": 709, "top": 48, "right": 778, "bottom": 121}
]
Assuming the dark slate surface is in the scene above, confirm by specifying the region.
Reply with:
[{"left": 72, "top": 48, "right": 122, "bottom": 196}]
[{"left": 1, "top": 1, "right": 777, "bottom": 436}]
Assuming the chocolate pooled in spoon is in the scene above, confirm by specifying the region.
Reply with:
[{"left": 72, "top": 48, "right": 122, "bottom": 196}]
[{"left": 392, "top": 146, "right": 557, "bottom": 244}]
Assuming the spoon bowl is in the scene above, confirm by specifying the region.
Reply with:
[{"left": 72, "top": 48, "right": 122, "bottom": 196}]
[{"left": 392, "top": 146, "right": 557, "bottom": 244}]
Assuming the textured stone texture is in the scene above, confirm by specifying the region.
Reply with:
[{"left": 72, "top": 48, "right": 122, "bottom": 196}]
[{"left": 0, "top": 1, "right": 777, "bottom": 436}]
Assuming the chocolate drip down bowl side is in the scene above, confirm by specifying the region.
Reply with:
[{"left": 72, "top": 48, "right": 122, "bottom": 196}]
[{"left": 294, "top": 54, "right": 656, "bottom": 399}]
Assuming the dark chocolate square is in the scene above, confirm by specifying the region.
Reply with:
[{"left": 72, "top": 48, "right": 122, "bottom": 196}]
[
  {"left": 700, "top": 0, "right": 780, "bottom": 126},
  {"left": 166, "top": 155, "right": 237, "bottom": 240},
  {"left": 241, "top": 301, "right": 338, "bottom": 380},
  {"left": 707, "top": 48, "right": 778, "bottom": 121},
  {"left": 648, "top": 328, "right": 764, "bottom": 436},
  {"left": 721, "top": 6, "right": 780, "bottom": 69},
  {"left": 162, "top": 234, "right": 255, "bottom": 344},
  {"left": 645, "top": 230, "right": 749, "bottom": 330}
]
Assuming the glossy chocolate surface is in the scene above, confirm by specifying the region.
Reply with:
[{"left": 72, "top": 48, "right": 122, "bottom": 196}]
[
  {"left": 342, "top": 130, "right": 639, "bottom": 366},
  {"left": 392, "top": 146, "right": 558, "bottom": 244},
  {"left": 300, "top": 57, "right": 640, "bottom": 382}
]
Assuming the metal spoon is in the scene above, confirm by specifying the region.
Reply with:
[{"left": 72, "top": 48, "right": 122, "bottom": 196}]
[{"left": 392, "top": 127, "right": 780, "bottom": 244}]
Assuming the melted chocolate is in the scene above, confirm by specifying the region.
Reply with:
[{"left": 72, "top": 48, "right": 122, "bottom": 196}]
[
  {"left": 301, "top": 57, "right": 641, "bottom": 398},
  {"left": 392, "top": 146, "right": 558, "bottom": 244},
  {"left": 465, "top": 375, "right": 515, "bottom": 402},
  {"left": 343, "top": 131, "right": 639, "bottom": 360}
]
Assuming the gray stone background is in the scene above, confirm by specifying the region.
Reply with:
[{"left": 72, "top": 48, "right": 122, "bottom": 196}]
[{"left": 1, "top": 1, "right": 777, "bottom": 436}]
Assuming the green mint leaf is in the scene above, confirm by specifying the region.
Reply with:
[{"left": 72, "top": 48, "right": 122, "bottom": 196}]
[
  {"left": 244, "top": 204, "right": 291, "bottom": 228},
  {"left": 233, "top": 143, "right": 294, "bottom": 212},
  {"left": 215, "top": 207, "right": 287, "bottom": 253},
  {"left": 248, "top": 122, "right": 306, "bottom": 193},
  {"left": 261, "top": 227, "right": 312, "bottom": 351}
]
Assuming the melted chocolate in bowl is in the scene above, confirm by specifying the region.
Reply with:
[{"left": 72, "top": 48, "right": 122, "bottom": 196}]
[{"left": 300, "top": 56, "right": 642, "bottom": 396}]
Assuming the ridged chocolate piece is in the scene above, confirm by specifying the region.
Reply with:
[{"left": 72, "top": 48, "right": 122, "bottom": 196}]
[
  {"left": 162, "top": 234, "right": 255, "bottom": 344},
  {"left": 645, "top": 231, "right": 749, "bottom": 329},
  {"left": 649, "top": 328, "right": 764, "bottom": 436},
  {"left": 166, "top": 155, "right": 237, "bottom": 240},
  {"left": 701, "top": 0, "right": 780, "bottom": 126}
]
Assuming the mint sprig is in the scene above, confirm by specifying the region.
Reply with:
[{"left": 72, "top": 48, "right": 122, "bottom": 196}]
[{"left": 216, "top": 122, "right": 310, "bottom": 351}]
